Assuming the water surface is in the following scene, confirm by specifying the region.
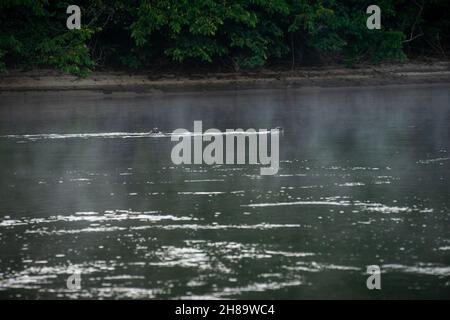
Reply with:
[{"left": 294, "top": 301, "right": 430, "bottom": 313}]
[{"left": 0, "top": 84, "right": 449, "bottom": 299}]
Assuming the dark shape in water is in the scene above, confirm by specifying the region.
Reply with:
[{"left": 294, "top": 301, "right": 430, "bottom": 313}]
[{"left": 276, "top": 126, "right": 284, "bottom": 136}]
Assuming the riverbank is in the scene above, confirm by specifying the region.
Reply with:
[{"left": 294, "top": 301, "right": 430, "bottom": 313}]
[{"left": 0, "top": 61, "right": 449, "bottom": 93}]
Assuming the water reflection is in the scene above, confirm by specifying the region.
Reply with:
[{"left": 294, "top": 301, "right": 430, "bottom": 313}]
[{"left": 0, "top": 84, "right": 449, "bottom": 299}]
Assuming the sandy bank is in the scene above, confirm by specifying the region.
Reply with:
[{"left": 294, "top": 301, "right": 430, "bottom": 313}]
[{"left": 0, "top": 62, "right": 449, "bottom": 93}]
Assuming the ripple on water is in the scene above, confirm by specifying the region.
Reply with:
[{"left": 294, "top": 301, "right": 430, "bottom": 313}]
[{"left": 382, "top": 264, "right": 450, "bottom": 276}]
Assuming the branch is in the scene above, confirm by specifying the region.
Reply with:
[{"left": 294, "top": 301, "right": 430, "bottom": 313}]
[{"left": 404, "top": 0, "right": 424, "bottom": 44}]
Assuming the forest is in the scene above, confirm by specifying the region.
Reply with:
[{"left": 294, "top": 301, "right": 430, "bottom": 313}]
[{"left": 1, "top": 0, "right": 449, "bottom": 76}]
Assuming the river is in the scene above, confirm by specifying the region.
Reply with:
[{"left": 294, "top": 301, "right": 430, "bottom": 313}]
[{"left": 0, "top": 84, "right": 449, "bottom": 299}]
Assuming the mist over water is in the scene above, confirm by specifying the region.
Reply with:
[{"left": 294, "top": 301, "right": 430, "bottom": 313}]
[{"left": 0, "top": 84, "right": 449, "bottom": 299}]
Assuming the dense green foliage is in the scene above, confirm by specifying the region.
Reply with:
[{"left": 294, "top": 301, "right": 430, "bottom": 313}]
[{"left": 1, "top": 0, "right": 449, "bottom": 75}]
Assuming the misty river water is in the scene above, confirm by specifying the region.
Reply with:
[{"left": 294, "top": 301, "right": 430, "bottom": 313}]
[{"left": 0, "top": 83, "right": 449, "bottom": 299}]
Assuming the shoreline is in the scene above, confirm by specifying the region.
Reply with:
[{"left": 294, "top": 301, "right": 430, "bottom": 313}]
[{"left": 0, "top": 61, "right": 449, "bottom": 93}]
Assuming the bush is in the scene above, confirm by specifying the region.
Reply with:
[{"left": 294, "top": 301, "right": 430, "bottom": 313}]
[{"left": 0, "top": 0, "right": 448, "bottom": 74}]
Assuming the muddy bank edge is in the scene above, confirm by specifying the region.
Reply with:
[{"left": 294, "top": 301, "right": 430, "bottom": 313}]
[{"left": 0, "top": 62, "right": 449, "bottom": 94}]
